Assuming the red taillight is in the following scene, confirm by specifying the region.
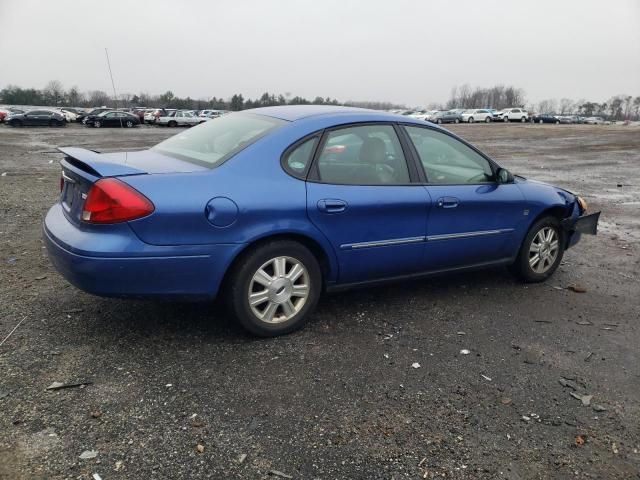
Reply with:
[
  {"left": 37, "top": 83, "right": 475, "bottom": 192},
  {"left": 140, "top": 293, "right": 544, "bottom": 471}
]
[{"left": 82, "top": 178, "right": 154, "bottom": 224}]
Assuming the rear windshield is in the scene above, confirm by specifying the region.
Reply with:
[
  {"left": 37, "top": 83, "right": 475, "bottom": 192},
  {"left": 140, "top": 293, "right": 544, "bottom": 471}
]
[{"left": 151, "top": 113, "right": 286, "bottom": 168}]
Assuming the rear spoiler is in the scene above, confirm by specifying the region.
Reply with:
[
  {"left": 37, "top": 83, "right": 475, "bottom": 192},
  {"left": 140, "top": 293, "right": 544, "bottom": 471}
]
[{"left": 58, "top": 147, "right": 145, "bottom": 177}]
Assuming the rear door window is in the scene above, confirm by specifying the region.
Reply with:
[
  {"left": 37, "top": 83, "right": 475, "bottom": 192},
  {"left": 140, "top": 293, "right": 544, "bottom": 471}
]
[{"left": 315, "top": 124, "right": 410, "bottom": 185}]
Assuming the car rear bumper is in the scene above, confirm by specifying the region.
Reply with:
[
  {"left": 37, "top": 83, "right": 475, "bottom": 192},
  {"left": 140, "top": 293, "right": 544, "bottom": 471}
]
[{"left": 43, "top": 204, "right": 243, "bottom": 299}]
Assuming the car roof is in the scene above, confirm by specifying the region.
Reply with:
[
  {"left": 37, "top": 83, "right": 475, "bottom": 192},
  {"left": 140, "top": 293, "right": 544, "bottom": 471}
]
[{"left": 244, "top": 105, "right": 382, "bottom": 122}]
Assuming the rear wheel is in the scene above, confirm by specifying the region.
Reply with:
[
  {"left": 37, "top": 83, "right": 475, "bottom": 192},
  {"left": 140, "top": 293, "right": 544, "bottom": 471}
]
[
  {"left": 227, "top": 240, "right": 322, "bottom": 337},
  {"left": 94, "top": 120, "right": 101, "bottom": 128},
  {"left": 168, "top": 120, "right": 177, "bottom": 127},
  {"left": 468, "top": 117, "right": 474, "bottom": 123},
  {"left": 126, "top": 120, "right": 133, "bottom": 128},
  {"left": 539, "top": 119, "right": 544, "bottom": 124},
  {"left": 555, "top": 120, "right": 560, "bottom": 124},
  {"left": 437, "top": 119, "right": 443, "bottom": 124},
  {"left": 9, "top": 120, "right": 22, "bottom": 127},
  {"left": 454, "top": 118, "right": 460, "bottom": 124},
  {"left": 510, "top": 216, "right": 564, "bottom": 282},
  {"left": 520, "top": 116, "right": 526, "bottom": 122},
  {"left": 503, "top": 116, "right": 509, "bottom": 122}
]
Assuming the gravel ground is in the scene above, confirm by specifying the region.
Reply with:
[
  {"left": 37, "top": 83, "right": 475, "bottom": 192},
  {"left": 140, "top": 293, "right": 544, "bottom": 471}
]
[{"left": 0, "top": 122, "right": 639, "bottom": 480}]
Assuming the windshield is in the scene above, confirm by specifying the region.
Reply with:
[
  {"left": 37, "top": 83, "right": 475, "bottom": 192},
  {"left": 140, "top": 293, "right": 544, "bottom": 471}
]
[{"left": 151, "top": 112, "right": 285, "bottom": 168}]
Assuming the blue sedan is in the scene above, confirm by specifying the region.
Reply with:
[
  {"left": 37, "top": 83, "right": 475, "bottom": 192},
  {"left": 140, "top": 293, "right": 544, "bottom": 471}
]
[{"left": 44, "top": 106, "right": 600, "bottom": 336}]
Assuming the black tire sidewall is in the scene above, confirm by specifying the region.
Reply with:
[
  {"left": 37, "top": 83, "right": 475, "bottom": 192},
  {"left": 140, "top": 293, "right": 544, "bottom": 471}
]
[
  {"left": 513, "top": 216, "right": 565, "bottom": 282},
  {"left": 228, "top": 241, "right": 322, "bottom": 337}
]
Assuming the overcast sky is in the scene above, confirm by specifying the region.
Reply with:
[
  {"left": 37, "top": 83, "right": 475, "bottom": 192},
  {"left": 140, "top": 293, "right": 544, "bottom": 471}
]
[{"left": 0, "top": 0, "right": 638, "bottom": 106}]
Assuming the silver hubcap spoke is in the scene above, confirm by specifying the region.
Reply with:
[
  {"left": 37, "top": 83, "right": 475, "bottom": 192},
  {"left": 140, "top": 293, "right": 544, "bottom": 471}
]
[
  {"left": 248, "top": 256, "right": 310, "bottom": 324},
  {"left": 528, "top": 226, "right": 559, "bottom": 274}
]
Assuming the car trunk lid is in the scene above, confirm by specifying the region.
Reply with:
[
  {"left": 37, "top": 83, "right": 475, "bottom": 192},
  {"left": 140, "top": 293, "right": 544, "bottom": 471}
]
[{"left": 58, "top": 147, "right": 207, "bottom": 226}]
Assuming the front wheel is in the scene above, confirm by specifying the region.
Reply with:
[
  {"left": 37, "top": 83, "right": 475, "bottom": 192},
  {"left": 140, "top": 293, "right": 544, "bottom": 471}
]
[
  {"left": 484, "top": 116, "right": 491, "bottom": 123},
  {"left": 510, "top": 216, "right": 564, "bottom": 282},
  {"left": 227, "top": 240, "right": 322, "bottom": 337},
  {"left": 126, "top": 120, "right": 133, "bottom": 128},
  {"left": 454, "top": 118, "right": 460, "bottom": 123},
  {"left": 468, "top": 117, "right": 474, "bottom": 123},
  {"left": 520, "top": 116, "right": 526, "bottom": 123},
  {"left": 503, "top": 116, "right": 509, "bottom": 122},
  {"left": 94, "top": 121, "right": 101, "bottom": 128}
]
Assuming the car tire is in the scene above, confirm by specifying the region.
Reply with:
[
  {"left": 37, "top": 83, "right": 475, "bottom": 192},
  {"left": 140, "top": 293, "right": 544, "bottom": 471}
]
[
  {"left": 227, "top": 240, "right": 322, "bottom": 337},
  {"left": 510, "top": 216, "right": 565, "bottom": 283},
  {"left": 555, "top": 120, "right": 560, "bottom": 124},
  {"left": 10, "top": 120, "right": 23, "bottom": 127},
  {"left": 503, "top": 116, "right": 509, "bottom": 122},
  {"left": 484, "top": 116, "right": 491, "bottom": 123},
  {"left": 539, "top": 119, "right": 544, "bottom": 124},
  {"left": 520, "top": 117, "right": 526, "bottom": 123},
  {"left": 94, "top": 121, "right": 101, "bottom": 128},
  {"left": 126, "top": 120, "right": 133, "bottom": 128},
  {"left": 168, "top": 121, "right": 177, "bottom": 127},
  {"left": 437, "top": 119, "right": 442, "bottom": 124},
  {"left": 454, "top": 118, "right": 460, "bottom": 124},
  {"left": 468, "top": 117, "right": 474, "bottom": 123}
]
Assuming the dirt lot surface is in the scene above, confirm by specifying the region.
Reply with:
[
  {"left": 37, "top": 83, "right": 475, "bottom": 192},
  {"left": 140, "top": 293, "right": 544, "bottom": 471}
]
[{"left": 1, "top": 122, "right": 639, "bottom": 479}]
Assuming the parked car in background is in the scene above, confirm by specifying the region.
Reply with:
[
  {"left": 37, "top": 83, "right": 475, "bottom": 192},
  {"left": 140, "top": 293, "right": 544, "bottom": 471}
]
[
  {"left": 410, "top": 110, "right": 438, "bottom": 121},
  {"left": 430, "top": 110, "right": 463, "bottom": 124},
  {"left": 461, "top": 109, "right": 493, "bottom": 123},
  {"left": 584, "top": 116, "right": 605, "bottom": 124},
  {"left": 6, "top": 109, "right": 66, "bottom": 127},
  {"left": 557, "top": 116, "right": 574, "bottom": 124},
  {"left": 499, "top": 108, "right": 529, "bottom": 122},
  {"left": 44, "top": 105, "right": 599, "bottom": 336},
  {"left": 531, "top": 113, "right": 560, "bottom": 124},
  {"left": 77, "top": 108, "right": 110, "bottom": 124},
  {"left": 84, "top": 110, "right": 140, "bottom": 128},
  {"left": 157, "top": 110, "right": 207, "bottom": 127},
  {"left": 144, "top": 109, "right": 176, "bottom": 124},
  {"left": 58, "top": 109, "right": 78, "bottom": 122},
  {"left": 198, "top": 109, "right": 225, "bottom": 119}
]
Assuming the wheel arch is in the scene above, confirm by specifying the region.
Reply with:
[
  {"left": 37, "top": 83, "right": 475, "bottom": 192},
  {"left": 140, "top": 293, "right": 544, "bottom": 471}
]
[
  {"left": 219, "top": 231, "right": 338, "bottom": 294},
  {"left": 526, "top": 204, "right": 574, "bottom": 248}
]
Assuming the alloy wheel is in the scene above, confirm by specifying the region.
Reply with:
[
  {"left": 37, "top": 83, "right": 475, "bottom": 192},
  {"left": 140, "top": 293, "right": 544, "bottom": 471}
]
[
  {"left": 528, "top": 227, "right": 559, "bottom": 274},
  {"left": 248, "top": 256, "right": 310, "bottom": 324}
]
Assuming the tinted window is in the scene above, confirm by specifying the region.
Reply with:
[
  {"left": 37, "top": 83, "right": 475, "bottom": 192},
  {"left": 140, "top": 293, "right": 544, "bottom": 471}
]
[
  {"left": 152, "top": 112, "right": 285, "bottom": 168},
  {"left": 316, "top": 125, "right": 410, "bottom": 185},
  {"left": 405, "top": 126, "right": 494, "bottom": 184},
  {"left": 282, "top": 136, "right": 319, "bottom": 179}
]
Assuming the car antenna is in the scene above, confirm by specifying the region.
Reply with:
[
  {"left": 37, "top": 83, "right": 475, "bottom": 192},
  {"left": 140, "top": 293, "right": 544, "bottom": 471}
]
[{"left": 104, "top": 47, "right": 125, "bottom": 132}]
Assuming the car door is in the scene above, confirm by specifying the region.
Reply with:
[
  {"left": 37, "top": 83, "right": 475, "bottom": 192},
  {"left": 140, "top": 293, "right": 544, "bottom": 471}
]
[
  {"left": 25, "top": 111, "right": 42, "bottom": 126},
  {"left": 305, "top": 123, "right": 431, "bottom": 284},
  {"left": 402, "top": 124, "right": 526, "bottom": 270}
]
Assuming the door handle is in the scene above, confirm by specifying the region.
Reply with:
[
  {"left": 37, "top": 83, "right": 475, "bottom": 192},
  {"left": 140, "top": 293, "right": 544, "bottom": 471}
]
[
  {"left": 436, "top": 196, "right": 459, "bottom": 209},
  {"left": 317, "top": 199, "right": 348, "bottom": 214}
]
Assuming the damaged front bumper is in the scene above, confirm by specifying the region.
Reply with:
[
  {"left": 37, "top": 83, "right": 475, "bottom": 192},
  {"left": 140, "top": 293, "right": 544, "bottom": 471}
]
[
  {"left": 562, "top": 211, "right": 601, "bottom": 235},
  {"left": 561, "top": 207, "right": 601, "bottom": 249}
]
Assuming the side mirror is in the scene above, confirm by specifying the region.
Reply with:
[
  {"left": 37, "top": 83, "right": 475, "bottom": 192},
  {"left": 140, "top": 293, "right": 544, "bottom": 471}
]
[{"left": 496, "top": 167, "right": 514, "bottom": 184}]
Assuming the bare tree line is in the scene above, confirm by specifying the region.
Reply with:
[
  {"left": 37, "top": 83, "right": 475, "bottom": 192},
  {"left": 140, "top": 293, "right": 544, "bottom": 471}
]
[{"left": 442, "top": 83, "right": 640, "bottom": 120}]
